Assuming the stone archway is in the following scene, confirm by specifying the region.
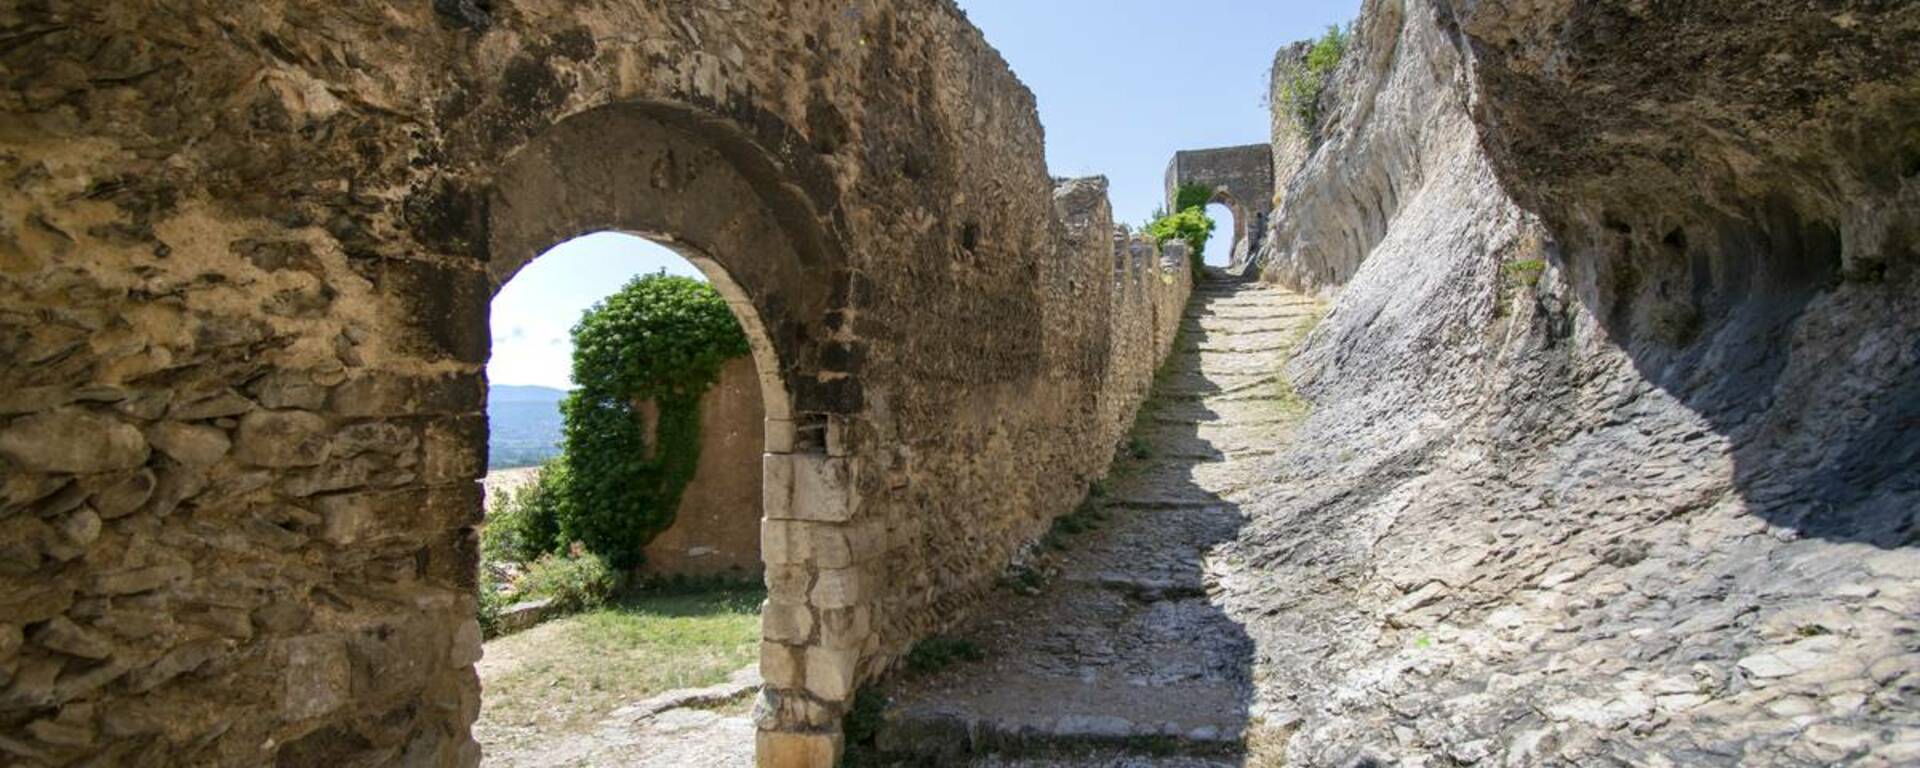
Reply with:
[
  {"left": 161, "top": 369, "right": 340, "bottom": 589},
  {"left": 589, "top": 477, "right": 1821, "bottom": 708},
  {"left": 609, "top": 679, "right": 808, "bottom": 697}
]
[
  {"left": 1165, "top": 143, "right": 1276, "bottom": 269},
  {"left": 486, "top": 101, "right": 858, "bottom": 764}
]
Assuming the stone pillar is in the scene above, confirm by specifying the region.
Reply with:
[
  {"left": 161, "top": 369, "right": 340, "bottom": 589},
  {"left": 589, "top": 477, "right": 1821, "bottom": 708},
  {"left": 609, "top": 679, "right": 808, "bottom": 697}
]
[{"left": 754, "top": 415, "right": 870, "bottom": 768}]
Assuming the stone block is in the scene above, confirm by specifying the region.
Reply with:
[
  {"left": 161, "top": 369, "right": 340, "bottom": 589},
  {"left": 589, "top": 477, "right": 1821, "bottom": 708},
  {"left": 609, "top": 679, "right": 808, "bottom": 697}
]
[
  {"left": 763, "top": 599, "right": 813, "bottom": 643},
  {"left": 764, "top": 564, "right": 812, "bottom": 604},
  {"left": 760, "top": 641, "right": 804, "bottom": 689},
  {"left": 764, "top": 419, "right": 796, "bottom": 454},
  {"left": 762, "top": 454, "right": 793, "bottom": 519},
  {"left": 233, "top": 410, "right": 331, "bottom": 467},
  {"left": 32, "top": 616, "right": 113, "bottom": 660},
  {"left": 89, "top": 469, "right": 155, "bottom": 519},
  {"left": 817, "top": 606, "right": 871, "bottom": 650},
  {"left": 0, "top": 408, "right": 149, "bottom": 474},
  {"left": 145, "top": 423, "right": 230, "bottom": 466},
  {"left": 281, "top": 635, "right": 350, "bottom": 721},
  {"left": 808, "top": 526, "right": 853, "bottom": 570},
  {"left": 786, "top": 454, "right": 857, "bottom": 523},
  {"left": 85, "top": 563, "right": 190, "bottom": 596},
  {"left": 249, "top": 370, "right": 331, "bottom": 410},
  {"left": 809, "top": 567, "right": 862, "bottom": 609},
  {"left": 803, "top": 646, "right": 858, "bottom": 702},
  {"left": 761, "top": 519, "right": 803, "bottom": 565},
  {"left": 756, "top": 729, "right": 842, "bottom": 768}
]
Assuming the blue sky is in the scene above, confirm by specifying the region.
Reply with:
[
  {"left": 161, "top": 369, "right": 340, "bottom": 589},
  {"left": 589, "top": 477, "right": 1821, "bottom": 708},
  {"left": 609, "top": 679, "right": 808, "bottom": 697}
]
[{"left": 488, "top": 1, "right": 1359, "bottom": 389}]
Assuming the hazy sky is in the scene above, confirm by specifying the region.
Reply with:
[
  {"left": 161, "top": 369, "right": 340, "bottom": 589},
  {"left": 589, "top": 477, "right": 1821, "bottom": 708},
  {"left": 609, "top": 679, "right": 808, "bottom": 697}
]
[{"left": 487, "top": 1, "right": 1360, "bottom": 389}]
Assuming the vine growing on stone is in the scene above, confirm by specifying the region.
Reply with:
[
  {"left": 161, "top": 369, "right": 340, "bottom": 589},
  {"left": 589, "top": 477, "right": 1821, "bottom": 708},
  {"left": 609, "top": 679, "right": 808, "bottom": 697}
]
[{"left": 553, "top": 272, "right": 752, "bottom": 569}]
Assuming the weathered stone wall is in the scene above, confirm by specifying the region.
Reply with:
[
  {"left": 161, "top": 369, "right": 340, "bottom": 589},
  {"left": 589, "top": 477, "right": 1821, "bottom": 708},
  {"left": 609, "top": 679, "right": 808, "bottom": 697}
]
[
  {"left": 1055, "top": 177, "right": 1193, "bottom": 451},
  {"left": 1163, "top": 144, "right": 1274, "bottom": 267},
  {"left": 640, "top": 355, "right": 765, "bottom": 579},
  {"left": 0, "top": 2, "right": 1188, "bottom": 766},
  {"left": 1237, "top": 0, "right": 1920, "bottom": 764}
]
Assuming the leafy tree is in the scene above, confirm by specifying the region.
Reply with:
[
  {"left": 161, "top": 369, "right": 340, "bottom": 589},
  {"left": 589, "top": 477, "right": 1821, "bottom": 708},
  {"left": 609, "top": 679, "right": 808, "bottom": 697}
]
[{"left": 555, "top": 272, "right": 751, "bottom": 569}]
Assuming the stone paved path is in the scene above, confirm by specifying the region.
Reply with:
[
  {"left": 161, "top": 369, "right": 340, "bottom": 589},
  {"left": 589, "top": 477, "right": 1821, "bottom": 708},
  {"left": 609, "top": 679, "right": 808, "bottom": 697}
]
[{"left": 873, "top": 276, "right": 1325, "bottom": 765}]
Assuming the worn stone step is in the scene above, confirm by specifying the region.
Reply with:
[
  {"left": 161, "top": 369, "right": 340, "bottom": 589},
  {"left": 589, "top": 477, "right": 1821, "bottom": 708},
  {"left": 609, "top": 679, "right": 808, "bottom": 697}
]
[
  {"left": 1153, "top": 372, "right": 1280, "bottom": 400},
  {"left": 1149, "top": 398, "right": 1303, "bottom": 425},
  {"left": 1176, "top": 323, "right": 1292, "bottom": 338},
  {"left": 877, "top": 682, "right": 1247, "bottom": 764},
  {"left": 1100, "top": 497, "right": 1228, "bottom": 511}
]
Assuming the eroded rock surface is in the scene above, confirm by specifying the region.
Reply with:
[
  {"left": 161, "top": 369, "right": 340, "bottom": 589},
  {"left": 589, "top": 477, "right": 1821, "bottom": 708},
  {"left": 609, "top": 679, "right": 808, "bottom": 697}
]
[{"left": 1234, "top": 0, "right": 1920, "bottom": 765}]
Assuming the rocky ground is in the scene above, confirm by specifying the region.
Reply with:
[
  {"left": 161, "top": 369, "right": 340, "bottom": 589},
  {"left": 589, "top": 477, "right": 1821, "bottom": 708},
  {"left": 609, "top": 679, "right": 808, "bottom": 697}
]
[{"left": 868, "top": 277, "right": 1324, "bottom": 765}]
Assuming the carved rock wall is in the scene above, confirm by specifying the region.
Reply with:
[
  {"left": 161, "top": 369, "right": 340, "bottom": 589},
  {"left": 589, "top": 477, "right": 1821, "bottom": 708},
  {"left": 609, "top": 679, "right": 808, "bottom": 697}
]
[
  {"left": 1239, "top": 0, "right": 1920, "bottom": 764},
  {"left": 0, "top": 2, "right": 1188, "bottom": 766}
]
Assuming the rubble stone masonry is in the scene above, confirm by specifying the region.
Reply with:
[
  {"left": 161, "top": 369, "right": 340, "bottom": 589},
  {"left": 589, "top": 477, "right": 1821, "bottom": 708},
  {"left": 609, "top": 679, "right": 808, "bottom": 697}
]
[{"left": 0, "top": 1, "right": 1189, "bottom": 765}]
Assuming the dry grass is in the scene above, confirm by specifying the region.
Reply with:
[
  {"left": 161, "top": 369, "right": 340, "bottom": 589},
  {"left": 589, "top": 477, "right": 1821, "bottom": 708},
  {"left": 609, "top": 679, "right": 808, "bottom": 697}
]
[
  {"left": 475, "top": 585, "right": 762, "bottom": 755},
  {"left": 1245, "top": 716, "right": 1298, "bottom": 767}
]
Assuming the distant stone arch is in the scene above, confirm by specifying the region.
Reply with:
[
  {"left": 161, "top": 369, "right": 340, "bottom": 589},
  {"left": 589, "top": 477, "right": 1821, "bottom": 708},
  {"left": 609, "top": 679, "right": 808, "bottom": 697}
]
[{"left": 1165, "top": 144, "right": 1275, "bottom": 268}]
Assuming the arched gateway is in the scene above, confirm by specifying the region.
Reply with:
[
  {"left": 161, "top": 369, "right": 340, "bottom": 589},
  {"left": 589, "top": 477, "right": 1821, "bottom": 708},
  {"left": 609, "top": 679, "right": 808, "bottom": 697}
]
[{"left": 0, "top": 2, "right": 1190, "bottom": 766}]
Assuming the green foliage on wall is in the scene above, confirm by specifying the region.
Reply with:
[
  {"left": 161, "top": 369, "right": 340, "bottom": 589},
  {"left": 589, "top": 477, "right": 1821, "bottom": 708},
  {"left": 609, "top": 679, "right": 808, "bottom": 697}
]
[
  {"left": 1279, "top": 23, "right": 1351, "bottom": 137},
  {"left": 555, "top": 272, "right": 752, "bottom": 569},
  {"left": 1145, "top": 183, "right": 1219, "bottom": 278},
  {"left": 1172, "top": 182, "right": 1215, "bottom": 213}
]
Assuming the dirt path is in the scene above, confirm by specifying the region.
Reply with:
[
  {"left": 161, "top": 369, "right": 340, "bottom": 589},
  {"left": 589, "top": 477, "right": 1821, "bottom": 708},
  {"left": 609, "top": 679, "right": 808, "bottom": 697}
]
[{"left": 874, "top": 277, "right": 1323, "bottom": 765}]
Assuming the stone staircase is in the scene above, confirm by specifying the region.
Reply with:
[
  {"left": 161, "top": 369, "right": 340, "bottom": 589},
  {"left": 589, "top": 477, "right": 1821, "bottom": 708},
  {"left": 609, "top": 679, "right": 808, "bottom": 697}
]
[{"left": 869, "top": 277, "right": 1323, "bottom": 766}]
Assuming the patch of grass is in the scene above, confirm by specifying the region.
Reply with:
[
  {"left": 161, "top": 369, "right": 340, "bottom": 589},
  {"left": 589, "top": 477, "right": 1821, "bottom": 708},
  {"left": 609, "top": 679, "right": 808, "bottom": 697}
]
[
  {"left": 1503, "top": 258, "right": 1546, "bottom": 287},
  {"left": 1246, "top": 716, "right": 1297, "bottom": 768},
  {"left": 905, "top": 636, "right": 986, "bottom": 674},
  {"left": 1124, "top": 734, "right": 1181, "bottom": 757},
  {"left": 1264, "top": 297, "right": 1329, "bottom": 422},
  {"left": 1268, "top": 377, "right": 1313, "bottom": 419},
  {"left": 1042, "top": 498, "right": 1108, "bottom": 552},
  {"left": 1000, "top": 563, "right": 1047, "bottom": 594},
  {"left": 1126, "top": 435, "right": 1153, "bottom": 460},
  {"left": 1414, "top": 634, "right": 1435, "bottom": 649},
  {"left": 475, "top": 584, "right": 763, "bottom": 748}
]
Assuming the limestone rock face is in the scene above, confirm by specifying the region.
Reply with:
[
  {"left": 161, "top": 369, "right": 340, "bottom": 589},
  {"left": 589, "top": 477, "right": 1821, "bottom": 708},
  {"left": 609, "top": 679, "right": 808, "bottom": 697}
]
[{"left": 1240, "top": 0, "right": 1920, "bottom": 765}]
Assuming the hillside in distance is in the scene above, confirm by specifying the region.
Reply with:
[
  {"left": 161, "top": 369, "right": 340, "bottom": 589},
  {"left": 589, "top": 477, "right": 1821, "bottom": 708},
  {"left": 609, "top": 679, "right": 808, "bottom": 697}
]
[{"left": 488, "top": 384, "right": 566, "bottom": 469}]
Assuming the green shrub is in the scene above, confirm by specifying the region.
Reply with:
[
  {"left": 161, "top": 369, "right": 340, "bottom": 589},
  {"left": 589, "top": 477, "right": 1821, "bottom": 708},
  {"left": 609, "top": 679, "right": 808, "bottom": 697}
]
[
  {"left": 1145, "top": 206, "right": 1217, "bottom": 278},
  {"left": 1279, "top": 23, "right": 1351, "bottom": 136},
  {"left": 477, "top": 567, "right": 510, "bottom": 637},
  {"left": 1503, "top": 258, "right": 1546, "bottom": 287},
  {"left": 906, "top": 636, "right": 986, "bottom": 674},
  {"left": 518, "top": 545, "right": 619, "bottom": 613},
  {"left": 481, "top": 460, "right": 569, "bottom": 565},
  {"left": 557, "top": 272, "right": 751, "bottom": 569}
]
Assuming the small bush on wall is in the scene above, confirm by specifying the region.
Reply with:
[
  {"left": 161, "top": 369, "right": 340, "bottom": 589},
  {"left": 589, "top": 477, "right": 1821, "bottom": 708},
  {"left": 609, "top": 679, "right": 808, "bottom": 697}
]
[
  {"left": 556, "top": 272, "right": 752, "bottom": 569},
  {"left": 1279, "top": 23, "right": 1351, "bottom": 137},
  {"left": 1145, "top": 183, "right": 1219, "bottom": 277}
]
